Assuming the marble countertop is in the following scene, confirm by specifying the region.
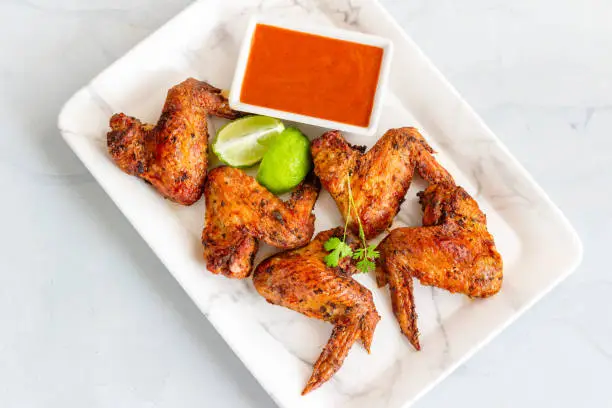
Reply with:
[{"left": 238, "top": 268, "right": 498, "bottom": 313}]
[{"left": 1, "top": 0, "right": 609, "bottom": 407}]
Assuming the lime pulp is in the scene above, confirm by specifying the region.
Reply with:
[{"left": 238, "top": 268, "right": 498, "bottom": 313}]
[{"left": 212, "top": 115, "right": 285, "bottom": 167}]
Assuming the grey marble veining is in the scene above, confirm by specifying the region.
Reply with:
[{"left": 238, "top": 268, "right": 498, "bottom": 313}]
[{"left": 0, "top": 1, "right": 610, "bottom": 407}]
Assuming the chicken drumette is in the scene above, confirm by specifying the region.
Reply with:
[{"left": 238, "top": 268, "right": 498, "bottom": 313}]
[
  {"left": 107, "top": 78, "right": 241, "bottom": 205},
  {"left": 253, "top": 228, "right": 380, "bottom": 395},
  {"left": 202, "top": 166, "right": 320, "bottom": 279},
  {"left": 376, "top": 183, "right": 503, "bottom": 350},
  {"left": 311, "top": 127, "right": 453, "bottom": 240}
]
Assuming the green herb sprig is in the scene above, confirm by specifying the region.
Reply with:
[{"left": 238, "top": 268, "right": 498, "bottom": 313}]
[{"left": 323, "top": 175, "right": 379, "bottom": 273}]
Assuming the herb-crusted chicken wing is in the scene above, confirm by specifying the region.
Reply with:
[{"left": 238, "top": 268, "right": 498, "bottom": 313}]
[
  {"left": 311, "top": 127, "right": 453, "bottom": 239},
  {"left": 202, "top": 166, "right": 319, "bottom": 279},
  {"left": 107, "top": 78, "right": 241, "bottom": 205},
  {"left": 376, "top": 183, "right": 503, "bottom": 350},
  {"left": 253, "top": 228, "right": 380, "bottom": 394}
]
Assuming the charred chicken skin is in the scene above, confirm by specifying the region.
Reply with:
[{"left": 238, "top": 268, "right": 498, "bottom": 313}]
[
  {"left": 107, "top": 78, "right": 241, "bottom": 205},
  {"left": 311, "top": 127, "right": 454, "bottom": 240},
  {"left": 253, "top": 228, "right": 380, "bottom": 395},
  {"left": 376, "top": 183, "right": 503, "bottom": 350},
  {"left": 202, "top": 166, "right": 320, "bottom": 279}
]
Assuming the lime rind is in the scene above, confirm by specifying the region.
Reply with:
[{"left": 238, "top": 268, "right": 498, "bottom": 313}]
[
  {"left": 213, "top": 116, "right": 285, "bottom": 167},
  {"left": 256, "top": 127, "right": 312, "bottom": 194}
]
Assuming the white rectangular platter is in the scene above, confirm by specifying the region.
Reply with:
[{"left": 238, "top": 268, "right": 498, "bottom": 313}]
[{"left": 58, "top": 0, "right": 583, "bottom": 407}]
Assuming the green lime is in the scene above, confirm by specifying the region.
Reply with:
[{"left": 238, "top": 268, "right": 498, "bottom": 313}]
[
  {"left": 213, "top": 115, "right": 285, "bottom": 167},
  {"left": 257, "top": 127, "right": 311, "bottom": 194}
]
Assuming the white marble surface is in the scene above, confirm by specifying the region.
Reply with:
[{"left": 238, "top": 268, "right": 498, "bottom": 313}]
[{"left": 0, "top": 0, "right": 609, "bottom": 407}]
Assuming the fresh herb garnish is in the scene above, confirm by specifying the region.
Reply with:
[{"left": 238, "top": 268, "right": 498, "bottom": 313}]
[
  {"left": 323, "top": 237, "right": 353, "bottom": 267},
  {"left": 323, "top": 175, "right": 379, "bottom": 273}
]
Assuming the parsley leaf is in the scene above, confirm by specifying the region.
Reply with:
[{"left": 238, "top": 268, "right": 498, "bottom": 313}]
[
  {"left": 339, "top": 242, "right": 354, "bottom": 258},
  {"left": 356, "top": 258, "right": 377, "bottom": 273},
  {"left": 366, "top": 245, "right": 380, "bottom": 260},
  {"left": 323, "top": 241, "right": 353, "bottom": 267},
  {"left": 323, "top": 251, "right": 340, "bottom": 267},
  {"left": 324, "top": 237, "right": 342, "bottom": 252},
  {"left": 352, "top": 248, "right": 365, "bottom": 260},
  {"left": 323, "top": 175, "right": 380, "bottom": 273},
  {"left": 352, "top": 245, "right": 379, "bottom": 272}
]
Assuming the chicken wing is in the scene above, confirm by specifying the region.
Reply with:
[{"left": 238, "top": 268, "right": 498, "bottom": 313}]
[
  {"left": 376, "top": 183, "right": 503, "bottom": 350},
  {"left": 311, "top": 127, "right": 453, "bottom": 240},
  {"left": 202, "top": 166, "right": 320, "bottom": 279},
  {"left": 253, "top": 228, "right": 380, "bottom": 395},
  {"left": 107, "top": 78, "right": 241, "bottom": 205}
]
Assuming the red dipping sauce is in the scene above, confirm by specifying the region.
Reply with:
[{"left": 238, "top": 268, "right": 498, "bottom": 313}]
[{"left": 240, "top": 24, "right": 384, "bottom": 128}]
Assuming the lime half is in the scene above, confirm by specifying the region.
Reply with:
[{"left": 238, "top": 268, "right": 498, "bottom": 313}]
[
  {"left": 257, "top": 127, "right": 311, "bottom": 194},
  {"left": 213, "top": 116, "right": 285, "bottom": 167}
]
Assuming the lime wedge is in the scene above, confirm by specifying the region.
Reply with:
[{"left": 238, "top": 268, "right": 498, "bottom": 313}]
[{"left": 213, "top": 116, "right": 285, "bottom": 167}]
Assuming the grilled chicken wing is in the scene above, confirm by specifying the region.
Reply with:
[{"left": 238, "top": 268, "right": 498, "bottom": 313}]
[
  {"left": 311, "top": 127, "right": 453, "bottom": 239},
  {"left": 107, "top": 78, "right": 241, "bottom": 205},
  {"left": 202, "top": 166, "right": 320, "bottom": 279},
  {"left": 253, "top": 228, "right": 380, "bottom": 395},
  {"left": 376, "top": 183, "right": 503, "bottom": 350}
]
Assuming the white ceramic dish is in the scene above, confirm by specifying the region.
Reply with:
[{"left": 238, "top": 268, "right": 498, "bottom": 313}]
[
  {"left": 58, "top": 1, "right": 582, "bottom": 407},
  {"left": 229, "top": 16, "right": 393, "bottom": 136}
]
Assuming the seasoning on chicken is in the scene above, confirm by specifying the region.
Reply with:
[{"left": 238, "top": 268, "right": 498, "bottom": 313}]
[
  {"left": 376, "top": 183, "right": 503, "bottom": 350},
  {"left": 311, "top": 127, "right": 454, "bottom": 240},
  {"left": 253, "top": 228, "right": 380, "bottom": 394},
  {"left": 107, "top": 78, "right": 241, "bottom": 205},
  {"left": 202, "top": 166, "right": 319, "bottom": 279}
]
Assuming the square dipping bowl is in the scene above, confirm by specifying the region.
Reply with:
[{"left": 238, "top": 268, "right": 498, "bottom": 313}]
[{"left": 229, "top": 17, "right": 394, "bottom": 136}]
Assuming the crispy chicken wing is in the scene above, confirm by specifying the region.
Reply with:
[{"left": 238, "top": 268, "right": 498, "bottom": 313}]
[
  {"left": 253, "top": 228, "right": 380, "bottom": 395},
  {"left": 202, "top": 166, "right": 320, "bottom": 279},
  {"left": 107, "top": 78, "right": 241, "bottom": 205},
  {"left": 376, "top": 183, "right": 503, "bottom": 350},
  {"left": 311, "top": 127, "right": 453, "bottom": 239}
]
